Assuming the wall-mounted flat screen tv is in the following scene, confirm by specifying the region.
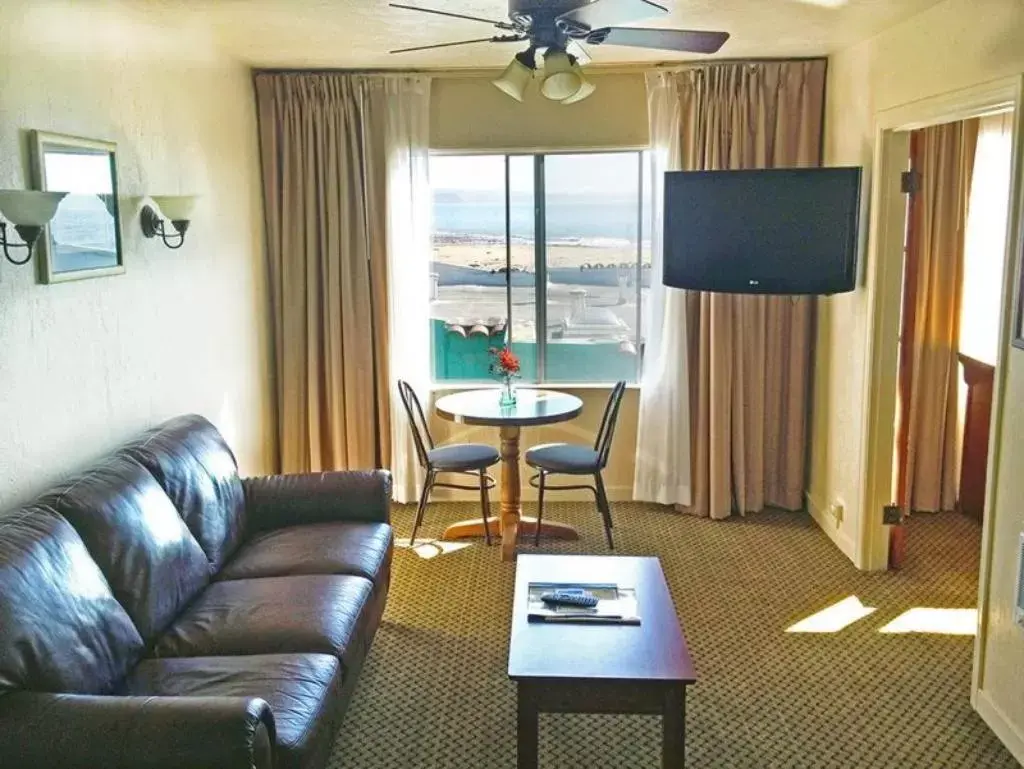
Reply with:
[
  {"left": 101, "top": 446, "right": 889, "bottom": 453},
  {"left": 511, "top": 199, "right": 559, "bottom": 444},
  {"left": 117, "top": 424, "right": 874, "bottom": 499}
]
[{"left": 663, "top": 167, "right": 862, "bottom": 295}]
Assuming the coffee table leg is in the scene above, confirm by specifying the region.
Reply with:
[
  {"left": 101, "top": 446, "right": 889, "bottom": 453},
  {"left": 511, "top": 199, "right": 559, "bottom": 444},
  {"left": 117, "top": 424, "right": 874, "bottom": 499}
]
[
  {"left": 517, "top": 684, "right": 539, "bottom": 769},
  {"left": 500, "top": 425, "right": 521, "bottom": 562},
  {"left": 662, "top": 685, "right": 686, "bottom": 769}
]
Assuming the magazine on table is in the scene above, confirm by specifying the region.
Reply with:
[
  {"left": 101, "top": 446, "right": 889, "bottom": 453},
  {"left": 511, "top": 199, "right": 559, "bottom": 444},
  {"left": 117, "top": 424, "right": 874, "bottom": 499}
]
[{"left": 526, "top": 582, "right": 641, "bottom": 625}]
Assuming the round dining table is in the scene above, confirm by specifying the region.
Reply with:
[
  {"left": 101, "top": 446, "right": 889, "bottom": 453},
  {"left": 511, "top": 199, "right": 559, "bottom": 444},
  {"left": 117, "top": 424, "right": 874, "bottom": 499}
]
[{"left": 435, "top": 388, "right": 584, "bottom": 561}]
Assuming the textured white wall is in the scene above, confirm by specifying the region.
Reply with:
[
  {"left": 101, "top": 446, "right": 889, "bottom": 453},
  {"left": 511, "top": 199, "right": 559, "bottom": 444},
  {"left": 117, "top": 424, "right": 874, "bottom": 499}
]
[
  {"left": 0, "top": 1, "right": 273, "bottom": 510},
  {"left": 431, "top": 72, "right": 650, "bottom": 152}
]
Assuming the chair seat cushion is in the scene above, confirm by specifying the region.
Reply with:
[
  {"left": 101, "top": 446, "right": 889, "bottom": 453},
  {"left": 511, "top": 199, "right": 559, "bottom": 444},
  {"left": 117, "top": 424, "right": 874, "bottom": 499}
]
[
  {"left": 525, "top": 443, "right": 601, "bottom": 474},
  {"left": 153, "top": 575, "right": 374, "bottom": 673},
  {"left": 218, "top": 522, "right": 392, "bottom": 583},
  {"left": 427, "top": 443, "right": 499, "bottom": 471},
  {"left": 121, "top": 654, "right": 342, "bottom": 769}
]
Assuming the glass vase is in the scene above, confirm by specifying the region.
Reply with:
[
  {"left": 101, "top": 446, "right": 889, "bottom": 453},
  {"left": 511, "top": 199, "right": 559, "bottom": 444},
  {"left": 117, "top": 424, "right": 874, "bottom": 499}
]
[{"left": 499, "top": 379, "right": 517, "bottom": 407}]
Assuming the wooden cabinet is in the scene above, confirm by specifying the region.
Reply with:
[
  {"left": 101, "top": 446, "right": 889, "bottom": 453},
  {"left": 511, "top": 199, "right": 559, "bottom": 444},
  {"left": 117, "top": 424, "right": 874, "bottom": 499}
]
[{"left": 957, "top": 353, "right": 995, "bottom": 523}]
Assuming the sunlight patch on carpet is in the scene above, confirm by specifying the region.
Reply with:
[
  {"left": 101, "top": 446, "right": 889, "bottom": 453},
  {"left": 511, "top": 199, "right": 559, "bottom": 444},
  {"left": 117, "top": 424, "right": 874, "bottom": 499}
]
[
  {"left": 878, "top": 607, "right": 977, "bottom": 636},
  {"left": 394, "top": 538, "right": 473, "bottom": 560},
  {"left": 786, "top": 595, "right": 877, "bottom": 633}
]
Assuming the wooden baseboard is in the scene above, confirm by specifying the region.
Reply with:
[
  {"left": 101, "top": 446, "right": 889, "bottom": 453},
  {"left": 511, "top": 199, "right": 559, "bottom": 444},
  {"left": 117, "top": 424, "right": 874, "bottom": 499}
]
[
  {"left": 806, "top": 491, "right": 859, "bottom": 567},
  {"left": 975, "top": 688, "right": 1024, "bottom": 764}
]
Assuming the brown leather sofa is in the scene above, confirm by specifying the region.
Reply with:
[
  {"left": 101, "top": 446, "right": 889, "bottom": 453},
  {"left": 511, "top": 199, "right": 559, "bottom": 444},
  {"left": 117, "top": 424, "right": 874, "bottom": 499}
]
[{"left": 0, "top": 415, "right": 393, "bottom": 769}]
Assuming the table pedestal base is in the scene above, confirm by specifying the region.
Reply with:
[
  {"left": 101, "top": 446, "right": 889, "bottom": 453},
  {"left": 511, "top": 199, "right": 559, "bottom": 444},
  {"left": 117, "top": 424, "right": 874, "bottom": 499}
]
[
  {"left": 441, "top": 517, "right": 580, "bottom": 548},
  {"left": 444, "top": 426, "right": 580, "bottom": 560}
]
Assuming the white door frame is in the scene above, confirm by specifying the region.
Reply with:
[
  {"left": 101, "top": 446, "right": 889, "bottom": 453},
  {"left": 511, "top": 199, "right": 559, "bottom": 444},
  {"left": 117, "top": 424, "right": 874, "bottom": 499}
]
[{"left": 855, "top": 73, "right": 1024, "bottom": 700}]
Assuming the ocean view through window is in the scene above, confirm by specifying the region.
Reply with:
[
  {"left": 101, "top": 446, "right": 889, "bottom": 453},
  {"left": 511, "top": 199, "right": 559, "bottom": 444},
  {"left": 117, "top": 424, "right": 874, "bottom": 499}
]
[{"left": 430, "top": 152, "right": 651, "bottom": 384}]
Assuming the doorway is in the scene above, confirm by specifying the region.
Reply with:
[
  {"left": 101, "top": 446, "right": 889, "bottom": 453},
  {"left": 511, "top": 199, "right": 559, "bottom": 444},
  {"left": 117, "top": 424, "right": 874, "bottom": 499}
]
[
  {"left": 856, "top": 76, "right": 1024, "bottom": 725},
  {"left": 890, "top": 110, "right": 1016, "bottom": 569},
  {"left": 858, "top": 77, "right": 1023, "bottom": 576}
]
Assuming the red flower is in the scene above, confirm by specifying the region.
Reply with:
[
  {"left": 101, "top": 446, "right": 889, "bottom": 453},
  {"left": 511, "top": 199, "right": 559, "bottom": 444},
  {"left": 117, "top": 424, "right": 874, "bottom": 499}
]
[
  {"left": 498, "top": 349, "right": 520, "bottom": 373},
  {"left": 489, "top": 346, "right": 521, "bottom": 376}
]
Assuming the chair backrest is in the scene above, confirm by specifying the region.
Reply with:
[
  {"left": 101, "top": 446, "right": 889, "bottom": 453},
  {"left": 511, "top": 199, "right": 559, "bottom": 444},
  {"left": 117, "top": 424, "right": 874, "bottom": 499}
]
[
  {"left": 397, "top": 380, "right": 433, "bottom": 469},
  {"left": 593, "top": 381, "right": 627, "bottom": 468}
]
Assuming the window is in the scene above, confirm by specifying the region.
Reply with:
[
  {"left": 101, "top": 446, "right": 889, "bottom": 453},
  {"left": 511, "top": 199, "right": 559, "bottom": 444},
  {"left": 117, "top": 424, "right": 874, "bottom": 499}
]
[{"left": 429, "top": 152, "right": 651, "bottom": 384}]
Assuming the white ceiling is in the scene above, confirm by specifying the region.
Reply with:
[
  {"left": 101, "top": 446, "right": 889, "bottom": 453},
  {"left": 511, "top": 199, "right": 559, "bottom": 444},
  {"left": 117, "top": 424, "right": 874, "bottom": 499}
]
[{"left": 176, "top": 0, "right": 943, "bottom": 68}]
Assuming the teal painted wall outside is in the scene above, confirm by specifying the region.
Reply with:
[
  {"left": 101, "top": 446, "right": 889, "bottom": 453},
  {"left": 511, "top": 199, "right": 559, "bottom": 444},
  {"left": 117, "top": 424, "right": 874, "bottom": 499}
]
[{"left": 431, "top": 320, "right": 637, "bottom": 383}]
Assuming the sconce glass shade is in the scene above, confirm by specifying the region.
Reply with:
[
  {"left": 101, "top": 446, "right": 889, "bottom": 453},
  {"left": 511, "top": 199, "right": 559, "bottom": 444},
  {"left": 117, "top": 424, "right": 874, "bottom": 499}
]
[
  {"left": 493, "top": 50, "right": 536, "bottom": 102},
  {"left": 151, "top": 195, "right": 197, "bottom": 222},
  {"left": 541, "top": 50, "right": 582, "bottom": 102},
  {"left": 561, "top": 74, "right": 596, "bottom": 104},
  {"left": 0, "top": 190, "right": 67, "bottom": 226}
]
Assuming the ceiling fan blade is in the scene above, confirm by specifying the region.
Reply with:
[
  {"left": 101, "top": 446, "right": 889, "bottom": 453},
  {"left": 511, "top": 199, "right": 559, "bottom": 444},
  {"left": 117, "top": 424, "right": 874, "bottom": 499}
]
[
  {"left": 390, "top": 37, "right": 506, "bottom": 54},
  {"left": 589, "top": 27, "right": 729, "bottom": 54},
  {"left": 557, "top": 0, "right": 668, "bottom": 32},
  {"left": 389, "top": 3, "right": 516, "bottom": 30},
  {"left": 566, "top": 39, "right": 592, "bottom": 66}
]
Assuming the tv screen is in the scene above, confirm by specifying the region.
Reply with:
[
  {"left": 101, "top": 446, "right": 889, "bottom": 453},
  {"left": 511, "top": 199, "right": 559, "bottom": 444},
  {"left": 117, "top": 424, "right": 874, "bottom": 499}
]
[{"left": 663, "top": 167, "right": 862, "bottom": 295}]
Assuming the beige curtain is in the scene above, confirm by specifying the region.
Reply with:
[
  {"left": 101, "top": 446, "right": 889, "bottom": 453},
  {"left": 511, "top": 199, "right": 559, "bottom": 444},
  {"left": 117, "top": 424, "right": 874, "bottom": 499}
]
[
  {"left": 899, "top": 119, "right": 979, "bottom": 513},
  {"left": 255, "top": 72, "right": 427, "bottom": 474},
  {"left": 652, "top": 60, "right": 826, "bottom": 519}
]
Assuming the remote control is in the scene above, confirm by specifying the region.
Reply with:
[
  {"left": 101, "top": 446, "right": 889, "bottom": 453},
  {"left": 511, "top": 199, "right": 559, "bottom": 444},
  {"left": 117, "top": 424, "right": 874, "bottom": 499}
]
[{"left": 540, "top": 590, "right": 599, "bottom": 608}]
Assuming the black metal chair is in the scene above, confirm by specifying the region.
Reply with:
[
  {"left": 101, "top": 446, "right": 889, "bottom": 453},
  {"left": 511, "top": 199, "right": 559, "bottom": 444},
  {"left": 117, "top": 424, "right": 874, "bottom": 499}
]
[
  {"left": 525, "top": 381, "right": 627, "bottom": 550},
  {"left": 397, "top": 380, "right": 500, "bottom": 546}
]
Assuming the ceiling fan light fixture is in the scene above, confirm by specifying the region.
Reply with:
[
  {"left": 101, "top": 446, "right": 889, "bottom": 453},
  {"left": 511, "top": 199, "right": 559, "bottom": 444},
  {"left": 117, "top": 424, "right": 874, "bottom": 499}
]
[
  {"left": 540, "top": 49, "right": 582, "bottom": 102},
  {"left": 560, "top": 58, "right": 595, "bottom": 104},
  {"left": 492, "top": 47, "right": 536, "bottom": 102},
  {"left": 561, "top": 77, "right": 595, "bottom": 105}
]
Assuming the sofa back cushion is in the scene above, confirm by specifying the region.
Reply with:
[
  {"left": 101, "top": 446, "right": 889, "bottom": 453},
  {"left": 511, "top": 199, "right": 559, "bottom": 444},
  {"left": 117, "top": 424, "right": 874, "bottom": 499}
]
[
  {"left": 0, "top": 506, "right": 144, "bottom": 693},
  {"left": 121, "top": 414, "right": 246, "bottom": 571},
  {"left": 44, "top": 455, "right": 210, "bottom": 643}
]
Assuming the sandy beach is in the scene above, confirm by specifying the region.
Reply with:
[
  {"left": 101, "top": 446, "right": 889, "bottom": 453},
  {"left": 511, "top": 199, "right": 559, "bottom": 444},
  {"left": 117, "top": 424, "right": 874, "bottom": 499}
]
[
  {"left": 433, "top": 241, "right": 651, "bottom": 273},
  {"left": 429, "top": 236, "right": 651, "bottom": 341}
]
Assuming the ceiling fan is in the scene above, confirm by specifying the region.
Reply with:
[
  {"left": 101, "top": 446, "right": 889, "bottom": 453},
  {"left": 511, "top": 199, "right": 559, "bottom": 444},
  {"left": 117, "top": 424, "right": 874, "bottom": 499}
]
[{"left": 389, "top": 0, "right": 729, "bottom": 104}]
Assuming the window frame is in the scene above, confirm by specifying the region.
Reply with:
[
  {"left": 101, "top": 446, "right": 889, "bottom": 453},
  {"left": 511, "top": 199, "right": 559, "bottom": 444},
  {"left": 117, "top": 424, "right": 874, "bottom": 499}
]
[{"left": 429, "top": 148, "right": 648, "bottom": 387}]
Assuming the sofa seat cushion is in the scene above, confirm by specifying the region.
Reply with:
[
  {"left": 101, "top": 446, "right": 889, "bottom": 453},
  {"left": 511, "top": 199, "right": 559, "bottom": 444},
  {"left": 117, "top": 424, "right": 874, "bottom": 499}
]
[
  {"left": 219, "top": 522, "right": 392, "bottom": 583},
  {"left": 121, "top": 654, "right": 342, "bottom": 769},
  {"left": 153, "top": 575, "right": 373, "bottom": 672}
]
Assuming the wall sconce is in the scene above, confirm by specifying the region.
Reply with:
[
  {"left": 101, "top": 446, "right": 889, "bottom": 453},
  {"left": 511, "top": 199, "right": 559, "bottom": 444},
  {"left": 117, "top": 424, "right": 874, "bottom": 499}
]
[
  {"left": 0, "top": 190, "right": 68, "bottom": 265},
  {"left": 140, "top": 195, "right": 197, "bottom": 250}
]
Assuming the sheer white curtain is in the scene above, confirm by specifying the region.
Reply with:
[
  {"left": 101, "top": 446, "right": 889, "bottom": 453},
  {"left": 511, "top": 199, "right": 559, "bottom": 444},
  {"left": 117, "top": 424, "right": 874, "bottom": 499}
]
[
  {"left": 960, "top": 111, "right": 1013, "bottom": 365},
  {"left": 383, "top": 76, "right": 432, "bottom": 503},
  {"left": 632, "top": 72, "right": 692, "bottom": 505}
]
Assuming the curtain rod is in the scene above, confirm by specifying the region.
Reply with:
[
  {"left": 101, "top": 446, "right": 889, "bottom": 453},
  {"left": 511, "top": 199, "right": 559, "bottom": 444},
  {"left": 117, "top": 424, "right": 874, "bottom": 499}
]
[{"left": 252, "top": 55, "right": 828, "bottom": 78}]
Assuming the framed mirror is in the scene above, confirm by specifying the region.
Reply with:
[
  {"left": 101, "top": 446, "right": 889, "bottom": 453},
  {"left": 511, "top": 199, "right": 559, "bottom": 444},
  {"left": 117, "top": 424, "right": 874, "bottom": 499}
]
[{"left": 30, "top": 131, "right": 124, "bottom": 283}]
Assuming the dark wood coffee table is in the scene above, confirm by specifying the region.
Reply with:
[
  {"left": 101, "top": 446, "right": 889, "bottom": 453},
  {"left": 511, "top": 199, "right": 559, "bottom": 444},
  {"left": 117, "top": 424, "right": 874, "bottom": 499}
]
[{"left": 508, "top": 554, "right": 696, "bottom": 768}]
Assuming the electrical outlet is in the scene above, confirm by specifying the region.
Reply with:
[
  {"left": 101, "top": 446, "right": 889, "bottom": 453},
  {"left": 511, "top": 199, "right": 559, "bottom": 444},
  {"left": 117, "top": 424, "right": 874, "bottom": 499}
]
[
  {"left": 828, "top": 501, "right": 844, "bottom": 526},
  {"left": 883, "top": 505, "right": 903, "bottom": 525},
  {"left": 1015, "top": 532, "right": 1024, "bottom": 630}
]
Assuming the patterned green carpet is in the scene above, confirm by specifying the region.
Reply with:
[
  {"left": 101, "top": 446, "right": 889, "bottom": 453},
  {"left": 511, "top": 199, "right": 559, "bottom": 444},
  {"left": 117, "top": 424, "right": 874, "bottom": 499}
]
[{"left": 328, "top": 502, "right": 1017, "bottom": 768}]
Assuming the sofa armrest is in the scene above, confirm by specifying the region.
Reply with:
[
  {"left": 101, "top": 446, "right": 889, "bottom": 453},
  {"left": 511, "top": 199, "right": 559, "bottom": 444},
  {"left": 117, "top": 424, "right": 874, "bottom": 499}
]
[
  {"left": 0, "top": 692, "right": 275, "bottom": 769},
  {"left": 243, "top": 470, "right": 392, "bottom": 531}
]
